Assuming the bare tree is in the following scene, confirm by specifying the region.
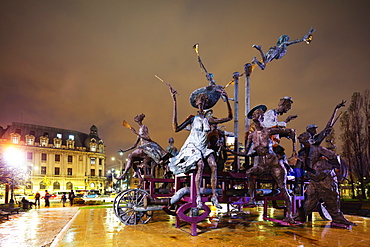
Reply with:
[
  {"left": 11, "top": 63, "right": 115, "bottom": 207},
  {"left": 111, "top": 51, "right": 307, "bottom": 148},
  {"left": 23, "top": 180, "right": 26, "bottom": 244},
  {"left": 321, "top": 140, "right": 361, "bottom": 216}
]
[{"left": 340, "top": 90, "right": 370, "bottom": 199}]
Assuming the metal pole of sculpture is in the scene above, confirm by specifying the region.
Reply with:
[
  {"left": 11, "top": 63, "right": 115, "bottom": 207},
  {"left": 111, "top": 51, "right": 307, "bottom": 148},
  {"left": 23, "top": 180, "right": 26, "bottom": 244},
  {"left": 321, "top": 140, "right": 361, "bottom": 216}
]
[
  {"left": 233, "top": 72, "right": 240, "bottom": 171},
  {"left": 244, "top": 63, "right": 253, "bottom": 167}
]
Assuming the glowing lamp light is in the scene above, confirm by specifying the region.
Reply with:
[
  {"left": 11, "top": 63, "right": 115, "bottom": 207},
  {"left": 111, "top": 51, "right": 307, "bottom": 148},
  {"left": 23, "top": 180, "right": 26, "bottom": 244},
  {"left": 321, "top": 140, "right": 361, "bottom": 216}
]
[{"left": 4, "top": 146, "right": 25, "bottom": 167}]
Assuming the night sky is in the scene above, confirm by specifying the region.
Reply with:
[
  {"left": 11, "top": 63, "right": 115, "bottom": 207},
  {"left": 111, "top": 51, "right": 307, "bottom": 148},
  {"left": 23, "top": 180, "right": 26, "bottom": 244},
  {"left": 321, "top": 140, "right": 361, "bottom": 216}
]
[{"left": 0, "top": 1, "right": 369, "bottom": 170}]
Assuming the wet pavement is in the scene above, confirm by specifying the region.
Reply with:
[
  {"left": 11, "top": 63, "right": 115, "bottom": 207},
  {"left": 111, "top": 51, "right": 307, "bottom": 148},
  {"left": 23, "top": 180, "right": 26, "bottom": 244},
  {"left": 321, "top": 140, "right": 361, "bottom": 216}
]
[
  {"left": 0, "top": 205, "right": 78, "bottom": 247},
  {"left": 1, "top": 203, "right": 369, "bottom": 247}
]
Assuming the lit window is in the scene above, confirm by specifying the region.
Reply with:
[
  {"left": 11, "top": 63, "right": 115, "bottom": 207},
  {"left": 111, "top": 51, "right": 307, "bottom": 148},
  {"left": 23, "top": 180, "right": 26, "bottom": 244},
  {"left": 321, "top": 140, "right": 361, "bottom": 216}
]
[
  {"left": 41, "top": 166, "right": 46, "bottom": 175},
  {"left": 67, "top": 139, "right": 75, "bottom": 149},
  {"left": 90, "top": 182, "right": 95, "bottom": 188},
  {"left": 27, "top": 138, "right": 33, "bottom": 145},
  {"left": 67, "top": 168, "right": 72, "bottom": 176},
  {"left": 68, "top": 135, "right": 74, "bottom": 140},
  {"left": 53, "top": 181, "right": 60, "bottom": 190},
  {"left": 66, "top": 182, "right": 73, "bottom": 190},
  {"left": 54, "top": 138, "right": 62, "bottom": 148},
  {"left": 12, "top": 136, "right": 19, "bottom": 144},
  {"left": 57, "top": 133, "right": 62, "bottom": 139},
  {"left": 26, "top": 135, "right": 35, "bottom": 145},
  {"left": 90, "top": 144, "right": 97, "bottom": 152},
  {"left": 40, "top": 137, "right": 48, "bottom": 147},
  {"left": 40, "top": 182, "right": 46, "bottom": 189},
  {"left": 99, "top": 144, "right": 104, "bottom": 153},
  {"left": 90, "top": 157, "right": 96, "bottom": 165}
]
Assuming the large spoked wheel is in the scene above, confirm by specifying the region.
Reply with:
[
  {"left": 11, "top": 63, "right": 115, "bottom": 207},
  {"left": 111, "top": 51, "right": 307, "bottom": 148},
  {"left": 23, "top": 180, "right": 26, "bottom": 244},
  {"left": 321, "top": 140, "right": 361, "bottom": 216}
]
[{"left": 113, "top": 189, "right": 154, "bottom": 225}]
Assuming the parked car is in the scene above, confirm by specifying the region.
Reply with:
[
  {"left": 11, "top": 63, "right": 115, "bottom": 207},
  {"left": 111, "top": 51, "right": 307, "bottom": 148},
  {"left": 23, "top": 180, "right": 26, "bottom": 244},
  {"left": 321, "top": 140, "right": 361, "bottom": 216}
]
[{"left": 85, "top": 192, "right": 99, "bottom": 198}]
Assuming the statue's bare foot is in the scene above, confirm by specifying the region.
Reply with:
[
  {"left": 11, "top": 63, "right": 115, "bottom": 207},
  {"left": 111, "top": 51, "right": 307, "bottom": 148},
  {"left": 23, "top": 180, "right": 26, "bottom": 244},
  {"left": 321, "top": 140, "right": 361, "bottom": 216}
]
[
  {"left": 332, "top": 218, "right": 357, "bottom": 226},
  {"left": 283, "top": 215, "right": 297, "bottom": 224}
]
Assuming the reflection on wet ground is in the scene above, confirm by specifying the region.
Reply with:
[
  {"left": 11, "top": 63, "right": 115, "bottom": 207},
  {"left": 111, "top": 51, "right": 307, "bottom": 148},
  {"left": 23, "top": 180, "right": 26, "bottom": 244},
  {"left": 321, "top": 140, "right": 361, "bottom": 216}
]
[
  {"left": 0, "top": 206, "right": 79, "bottom": 247},
  {"left": 0, "top": 203, "right": 369, "bottom": 247},
  {"left": 57, "top": 205, "right": 370, "bottom": 247}
]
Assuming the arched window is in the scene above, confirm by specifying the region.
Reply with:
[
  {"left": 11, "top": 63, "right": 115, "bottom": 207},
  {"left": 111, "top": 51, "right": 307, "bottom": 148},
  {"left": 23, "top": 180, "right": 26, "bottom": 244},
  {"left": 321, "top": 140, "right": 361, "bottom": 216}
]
[
  {"left": 25, "top": 181, "right": 32, "bottom": 190},
  {"left": 40, "top": 136, "right": 49, "bottom": 147},
  {"left": 66, "top": 139, "right": 75, "bottom": 149},
  {"left": 53, "top": 181, "right": 60, "bottom": 190},
  {"left": 90, "top": 182, "right": 95, "bottom": 188},
  {"left": 25, "top": 134, "right": 35, "bottom": 145},
  {"left": 54, "top": 137, "right": 62, "bottom": 148},
  {"left": 98, "top": 143, "right": 104, "bottom": 153},
  {"left": 40, "top": 181, "right": 46, "bottom": 190},
  {"left": 66, "top": 182, "right": 73, "bottom": 190}
]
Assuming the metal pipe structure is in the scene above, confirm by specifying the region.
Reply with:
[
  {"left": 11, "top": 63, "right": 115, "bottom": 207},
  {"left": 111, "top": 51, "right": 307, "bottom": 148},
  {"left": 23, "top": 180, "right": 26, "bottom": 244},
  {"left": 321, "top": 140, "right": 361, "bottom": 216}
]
[
  {"left": 244, "top": 63, "right": 253, "bottom": 168},
  {"left": 232, "top": 72, "right": 240, "bottom": 171}
]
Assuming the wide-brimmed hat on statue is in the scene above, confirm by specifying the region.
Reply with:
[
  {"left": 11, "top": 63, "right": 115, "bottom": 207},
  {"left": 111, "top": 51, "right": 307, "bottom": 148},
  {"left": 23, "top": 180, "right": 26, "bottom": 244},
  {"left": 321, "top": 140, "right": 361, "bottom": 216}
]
[
  {"left": 189, "top": 84, "right": 224, "bottom": 109},
  {"left": 247, "top": 104, "right": 267, "bottom": 119}
]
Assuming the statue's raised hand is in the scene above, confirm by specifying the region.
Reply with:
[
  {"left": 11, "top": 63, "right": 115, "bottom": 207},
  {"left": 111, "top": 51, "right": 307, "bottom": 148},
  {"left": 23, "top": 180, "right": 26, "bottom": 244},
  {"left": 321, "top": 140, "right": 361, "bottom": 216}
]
[{"left": 336, "top": 100, "right": 346, "bottom": 109}]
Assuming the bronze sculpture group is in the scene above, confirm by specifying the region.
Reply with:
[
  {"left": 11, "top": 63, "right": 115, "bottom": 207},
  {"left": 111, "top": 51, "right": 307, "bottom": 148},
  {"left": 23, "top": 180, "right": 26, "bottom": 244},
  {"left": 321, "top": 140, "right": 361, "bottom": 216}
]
[{"left": 116, "top": 26, "right": 356, "bottom": 229}]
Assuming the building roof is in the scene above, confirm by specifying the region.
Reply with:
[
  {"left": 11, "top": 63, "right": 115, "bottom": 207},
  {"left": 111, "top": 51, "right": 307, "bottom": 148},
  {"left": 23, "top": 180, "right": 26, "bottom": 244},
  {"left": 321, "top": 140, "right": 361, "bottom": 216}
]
[{"left": 0, "top": 122, "right": 103, "bottom": 148}]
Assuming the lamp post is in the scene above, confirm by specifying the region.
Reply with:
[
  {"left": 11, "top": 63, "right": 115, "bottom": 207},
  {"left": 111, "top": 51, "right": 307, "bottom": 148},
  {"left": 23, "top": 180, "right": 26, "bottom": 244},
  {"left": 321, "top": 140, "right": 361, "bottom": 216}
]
[
  {"left": 111, "top": 153, "right": 128, "bottom": 191},
  {"left": 107, "top": 168, "right": 117, "bottom": 192}
]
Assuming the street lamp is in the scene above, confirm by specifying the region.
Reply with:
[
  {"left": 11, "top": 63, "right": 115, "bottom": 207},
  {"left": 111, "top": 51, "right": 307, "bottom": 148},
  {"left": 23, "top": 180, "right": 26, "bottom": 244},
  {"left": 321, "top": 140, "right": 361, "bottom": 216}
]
[{"left": 3, "top": 146, "right": 27, "bottom": 203}]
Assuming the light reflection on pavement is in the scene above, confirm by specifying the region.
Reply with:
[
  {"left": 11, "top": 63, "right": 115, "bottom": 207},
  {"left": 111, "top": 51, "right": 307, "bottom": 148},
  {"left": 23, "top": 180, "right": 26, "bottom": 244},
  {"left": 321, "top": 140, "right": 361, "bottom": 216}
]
[{"left": 1, "top": 202, "right": 369, "bottom": 247}]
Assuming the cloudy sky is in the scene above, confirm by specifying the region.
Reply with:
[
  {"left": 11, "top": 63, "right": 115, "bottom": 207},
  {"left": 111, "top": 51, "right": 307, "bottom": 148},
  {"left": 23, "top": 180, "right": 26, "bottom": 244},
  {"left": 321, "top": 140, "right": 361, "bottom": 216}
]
[{"left": 0, "top": 1, "right": 369, "bottom": 169}]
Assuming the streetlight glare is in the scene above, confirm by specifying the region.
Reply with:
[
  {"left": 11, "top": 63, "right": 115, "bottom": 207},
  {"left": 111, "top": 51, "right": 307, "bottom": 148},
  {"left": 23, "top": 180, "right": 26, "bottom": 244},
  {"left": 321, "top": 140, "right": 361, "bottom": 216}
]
[{"left": 4, "top": 146, "right": 25, "bottom": 167}]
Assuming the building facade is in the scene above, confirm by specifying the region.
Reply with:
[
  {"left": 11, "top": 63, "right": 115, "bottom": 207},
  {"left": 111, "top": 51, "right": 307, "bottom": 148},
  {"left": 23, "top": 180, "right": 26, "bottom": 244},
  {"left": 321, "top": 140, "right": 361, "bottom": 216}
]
[{"left": 0, "top": 122, "right": 106, "bottom": 195}]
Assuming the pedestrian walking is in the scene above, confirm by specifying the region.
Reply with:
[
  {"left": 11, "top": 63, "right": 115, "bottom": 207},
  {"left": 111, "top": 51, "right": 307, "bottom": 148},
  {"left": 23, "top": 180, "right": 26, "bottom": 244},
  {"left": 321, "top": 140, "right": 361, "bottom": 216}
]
[
  {"left": 35, "top": 191, "right": 41, "bottom": 207},
  {"left": 61, "top": 192, "right": 67, "bottom": 207},
  {"left": 43, "top": 190, "right": 51, "bottom": 207},
  {"left": 68, "top": 190, "right": 75, "bottom": 206}
]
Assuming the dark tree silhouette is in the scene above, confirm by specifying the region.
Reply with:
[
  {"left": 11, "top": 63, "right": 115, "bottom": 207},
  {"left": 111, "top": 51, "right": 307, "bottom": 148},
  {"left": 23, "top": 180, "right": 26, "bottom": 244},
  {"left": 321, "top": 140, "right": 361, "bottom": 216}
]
[{"left": 340, "top": 90, "right": 370, "bottom": 199}]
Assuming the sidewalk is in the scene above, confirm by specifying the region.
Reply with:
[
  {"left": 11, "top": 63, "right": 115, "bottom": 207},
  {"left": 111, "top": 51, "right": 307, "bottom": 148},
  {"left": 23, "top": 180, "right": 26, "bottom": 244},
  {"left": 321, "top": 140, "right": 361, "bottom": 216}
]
[{"left": 1, "top": 204, "right": 370, "bottom": 247}]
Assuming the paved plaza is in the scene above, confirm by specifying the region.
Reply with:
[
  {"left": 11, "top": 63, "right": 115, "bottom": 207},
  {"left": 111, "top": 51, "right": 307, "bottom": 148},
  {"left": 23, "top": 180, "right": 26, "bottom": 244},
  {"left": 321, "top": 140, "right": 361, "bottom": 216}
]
[{"left": 0, "top": 203, "right": 369, "bottom": 247}]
